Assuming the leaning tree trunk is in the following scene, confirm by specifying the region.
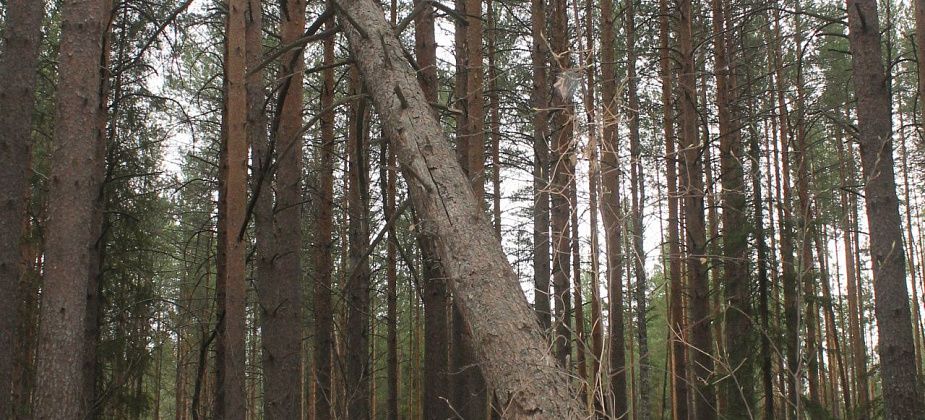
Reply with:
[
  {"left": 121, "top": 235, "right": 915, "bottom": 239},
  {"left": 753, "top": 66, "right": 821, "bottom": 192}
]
[
  {"left": 33, "top": 0, "right": 106, "bottom": 417},
  {"left": 847, "top": 0, "right": 924, "bottom": 417},
  {"left": 0, "top": 0, "right": 45, "bottom": 416},
  {"left": 333, "top": 1, "right": 580, "bottom": 417}
]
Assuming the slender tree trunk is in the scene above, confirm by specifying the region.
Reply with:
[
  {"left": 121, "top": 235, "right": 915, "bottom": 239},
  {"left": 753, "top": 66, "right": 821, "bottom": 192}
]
[
  {"left": 836, "top": 108, "right": 869, "bottom": 417},
  {"left": 381, "top": 132, "right": 399, "bottom": 420},
  {"left": 531, "top": 0, "right": 552, "bottom": 333},
  {"left": 32, "top": 0, "right": 106, "bottom": 416},
  {"left": 711, "top": 0, "right": 751, "bottom": 415},
  {"left": 313, "top": 15, "right": 336, "bottom": 420},
  {"left": 678, "top": 0, "right": 714, "bottom": 415},
  {"left": 769, "top": 6, "right": 800, "bottom": 414},
  {"left": 83, "top": 3, "right": 116, "bottom": 415},
  {"left": 549, "top": 0, "right": 574, "bottom": 373},
  {"left": 215, "top": 0, "right": 249, "bottom": 416},
  {"left": 600, "top": 0, "right": 627, "bottom": 414},
  {"left": 580, "top": 0, "right": 605, "bottom": 404},
  {"left": 334, "top": 2, "right": 581, "bottom": 416},
  {"left": 0, "top": 1, "right": 44, "bottom": 415},
  {"left": 658, "top": 0, "right": 688, "bottom": 415},
  {"left": 847, "top": 0, "right": 924, "bottom": 415},
  {"left": 624, "top": 0, "right": 650, "bottom": 416},
  {"left": 917, "top": 0, "right": 925, "bottom": 135},
  {"left": 452, "top": 0, "right": 490, "bottom": 414},
  {"left": 488, "top": 0, "right": 502, "bottom": 239},
  {"left": 345, "top": 68, "right": 372, "bottom": 420},
  {"left": 412, "top": 2, "right": 452, "bottom": 418}
]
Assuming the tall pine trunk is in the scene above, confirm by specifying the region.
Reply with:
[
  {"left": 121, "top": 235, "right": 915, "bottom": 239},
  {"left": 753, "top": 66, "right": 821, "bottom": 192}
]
[
  {"left": 33, "top": 0, "right": 105, "bottom": 416},
  {"left": 0, "top": 1, "right": 44, "bottom": 415},
  {"left": 313, "top": 15, "right": 337, "bottom": 420},
  {"left": 345, "top": 68, "right": 371, "bottom": 419},
  {"left": 678, "top": 0, "right": 715, "bottom": 415},
  {"left": 599, "top": 0, "right": 627, "bottom": 414},
  {"left": 215, "top": 0, "right": 249, "bottom": 416},
  {"left": 258, "top": 0, "right": 305, "bottom": 416},
  {"left": 847, "top": 0, "right": 924, "bottom": 415}
]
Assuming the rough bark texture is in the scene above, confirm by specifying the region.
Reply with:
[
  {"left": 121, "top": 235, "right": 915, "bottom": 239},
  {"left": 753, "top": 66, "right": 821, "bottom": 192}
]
[
  {"left": 334, "top": 1, "right": 580, "bottom": 417},
  {"left": 0, "top": 1, "right": 44, "bottom": 415},
  {"left": 255, "top": 0, "right": 305, "bottom": 416},
  {"left": 599, "top": 0, "right": 627, "bottom": 414},
  {"left": 313, "top": 16, "right": 336, "bottom": 420},
  {"left": 33, "top": 0, "right": 105, "bottom": 417},
  {"left": 216, "top": 0, "right": 248, "bottom": 417},
  {"left": 847, "top": 0, "right": 924, "bottom": 416}
]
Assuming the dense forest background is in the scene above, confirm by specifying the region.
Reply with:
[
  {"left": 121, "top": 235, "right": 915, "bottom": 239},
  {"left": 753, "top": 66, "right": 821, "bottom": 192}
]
[{"left": 1, "top": 0, "right": 924, "bottom": 417}]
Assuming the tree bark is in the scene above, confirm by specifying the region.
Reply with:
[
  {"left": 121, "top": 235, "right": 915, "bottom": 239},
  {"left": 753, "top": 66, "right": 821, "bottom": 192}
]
[
  {"left": 345, "top": 68, "right": 372, "bottom": 420},
  {"left": 600, "top": 0, "right": 627, "bottom": 414},
  {"left": 531, "top": 0, "right": 552, "bottom": 333},
  {"left": 0, "top": 1, "right": 44, "bottom": 415},
  {"left": 313, "top": 15, "right": 337, "bottom": 420},
  {"left": 847, "top": 0, "right": 924, "bottom": 416},
  {"left": 678, "top": 0, "right": 715, "bottom": 415},
  {"left": 33, "top": 0, "right": 106, "bottom": 417},
  {"left": 658, "top": 0, "right": 688, "bottom": 415},
  {"left": 215, "top": 0, "right": 249, "bottom": 417},
  {"left": 412, "top": 2, "right": 453, "bottom": 418},
  {"left": 711, "top": 0, "right": 751, "bottom": 415},
  {"left": 624, "top": 0, "right": 650, "bottom": 416},
  {"left": 257, "top": 0, "right": 305, "bottom": 416},
  {"left": 333, "top": 1, "right": 580, "bottom": 416}
]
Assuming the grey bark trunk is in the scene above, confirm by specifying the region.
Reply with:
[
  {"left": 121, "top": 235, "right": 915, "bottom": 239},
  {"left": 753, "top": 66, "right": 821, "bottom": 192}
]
[{"left": 334, "top": 1, "right": 581, "bottom": 416}]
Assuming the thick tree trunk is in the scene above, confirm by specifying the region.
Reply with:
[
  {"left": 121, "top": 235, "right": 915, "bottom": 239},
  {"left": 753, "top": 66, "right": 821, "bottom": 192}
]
[
  {"left": 313, "top": 16, "right": 337, "bottom": 420},
  {"left": 33, "top": 0, "right": 106, "bottom": 417},
  {"left": 333, "top": 1, "right": 580, "bottom": 416},
  {"left": 257, "top": 0, "right": 305, "bottom": 416},
  {"left": 599, "top": 0, "right": 627, "bottom": 414},
  {"left": 847, "top": 0, "right": 924, "bottom": 416},
  {"left": 678, "top": 0, "right": 715, "bottom": 415},
  {"left": 0, "top": 1, "right": 44, "bottom": 415}
]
